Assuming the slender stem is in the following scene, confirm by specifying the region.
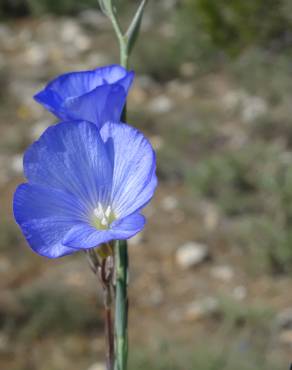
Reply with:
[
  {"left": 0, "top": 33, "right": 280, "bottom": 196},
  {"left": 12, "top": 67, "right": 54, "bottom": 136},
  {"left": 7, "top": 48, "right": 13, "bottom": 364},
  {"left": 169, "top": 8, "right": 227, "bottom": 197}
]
[
  {"left": 101, "top": 258, "right": 115, "bottom": 370},
  {"left": 114, "top": 239, "right": 128, "bottom": 370},
  {"left": 105, "top": 304, "right": 114, "bottom": 369},
  {"left": 85, "top": 249, "right": 115, "bottom": 370},
  {"left": 105, "top": 1, "right": 147, "bottom": 368}
]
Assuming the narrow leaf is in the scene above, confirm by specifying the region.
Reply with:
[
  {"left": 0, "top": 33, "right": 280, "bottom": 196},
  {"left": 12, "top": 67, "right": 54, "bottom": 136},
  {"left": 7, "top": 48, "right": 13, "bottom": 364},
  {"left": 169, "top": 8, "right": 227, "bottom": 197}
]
[
  {"left": 98, "top": 0, "right": 113, "bottom": 16},
  {"left": 125, "top": 0, "right": 148, "bottom": 55}
]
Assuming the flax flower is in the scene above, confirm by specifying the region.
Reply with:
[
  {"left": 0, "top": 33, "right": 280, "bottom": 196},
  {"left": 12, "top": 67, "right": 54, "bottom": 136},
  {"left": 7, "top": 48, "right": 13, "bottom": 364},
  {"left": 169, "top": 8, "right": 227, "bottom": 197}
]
[
  {"left": 34, "top": 65, "right": 134, "bottom": 127},
  {"left": 13, "top": 120, "right": 157, "bottom": 258}
]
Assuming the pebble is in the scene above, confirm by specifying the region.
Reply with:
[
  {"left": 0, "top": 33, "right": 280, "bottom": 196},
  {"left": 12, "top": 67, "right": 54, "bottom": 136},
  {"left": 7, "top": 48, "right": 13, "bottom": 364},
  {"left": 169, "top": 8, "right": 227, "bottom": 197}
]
[
  {"left": 87, "top": 363, "right": 105, "bottom": 370},
  {"left": 10, "top": 154, "right": 23, "bottom": 175},
  {"left": 210, "top": 265, "right": 234, "bottom": 282},
  {"left": 60, "top": 19, "right": 82, "bottom": 43},
  {"left": 161, "top": 195, "right": 178, "bottom": 211},
  {"left": 184, "top": 297, "right": 219, "bottom": 321},
  {"left": 167, "top": 79, "right": 193, "bottom": 99},
  {"left": 241, "top": 96, "right": 267, "bottom": 123},
  {"left": 222, "top": 89, "right": 267, "bottom": 123},
  {"left": 148, "top": 288, "right": 164, "bottom": 306},
  {"left": 179, "top": 62, "right": 197, "bottom": 78},
  {"left": 0, "top": 257, "right": 11, "bottom": 273},
  {"left": 148, "top": 95, "right": 173, "bottom": 114},
  {"left": 278, "top": 330, "right": 292, "bottom": 346},
  {"left": 60, "top": 19, "right": 91, "bottom": 52},
  {"left": 199, "top": 201, "right": 220, "bottom": 232},
  {"left": 232, "top": 286, "right": 247, "bottom": 301},
  {"left": 0, "top": 333, "right": 9, "bottom": 353},
  {"left": 23, "top": 43, "right": 48, "bottom": 66},
  {"left": 275, "top": 308, "right": 292, "bottom": 330},
  {"left": 175, "top": 242, "right": 209, "bottom": 269}
]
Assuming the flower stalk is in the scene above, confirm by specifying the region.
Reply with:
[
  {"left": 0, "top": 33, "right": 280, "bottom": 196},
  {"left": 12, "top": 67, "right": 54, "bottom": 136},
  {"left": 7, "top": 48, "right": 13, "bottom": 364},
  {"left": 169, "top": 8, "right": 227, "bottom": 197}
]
[
  {"left": 99, "top": 1, "right": 149, "bottom": 369},
  {"left": 86, "top": 248, "right": 115, "bottom": 370},
  {"left": 114, "top": 240, "right": 129, "bottom": 370}
]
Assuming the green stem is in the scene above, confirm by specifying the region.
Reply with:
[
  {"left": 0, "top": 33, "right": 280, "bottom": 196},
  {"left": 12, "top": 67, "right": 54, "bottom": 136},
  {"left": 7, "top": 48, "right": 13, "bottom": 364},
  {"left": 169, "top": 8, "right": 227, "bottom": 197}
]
[
  {"left": 115, "top": 42, "right": 129, "bottom": 370},
  {"left": 103, "top": 1, "right": 146, "bottom": 368},
  {"left": 114, "top": 239, "right": 129, "bottom": 370}
]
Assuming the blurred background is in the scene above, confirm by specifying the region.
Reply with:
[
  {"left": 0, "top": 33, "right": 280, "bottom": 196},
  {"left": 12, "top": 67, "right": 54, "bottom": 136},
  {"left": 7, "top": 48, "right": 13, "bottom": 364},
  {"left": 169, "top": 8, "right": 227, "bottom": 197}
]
[{"left": 1, "top": 0, "right": 292, "bottom": 369}]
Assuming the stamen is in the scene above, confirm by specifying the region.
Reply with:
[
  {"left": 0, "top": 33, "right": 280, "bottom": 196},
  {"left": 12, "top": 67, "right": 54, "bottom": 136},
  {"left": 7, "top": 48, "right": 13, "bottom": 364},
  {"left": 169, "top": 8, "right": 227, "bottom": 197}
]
[
  {"left": 105, "top": 206, "right": 111, "bottom": 218},
  {"left": 92, "top": 202, "right": 115, "bottom": 230}
]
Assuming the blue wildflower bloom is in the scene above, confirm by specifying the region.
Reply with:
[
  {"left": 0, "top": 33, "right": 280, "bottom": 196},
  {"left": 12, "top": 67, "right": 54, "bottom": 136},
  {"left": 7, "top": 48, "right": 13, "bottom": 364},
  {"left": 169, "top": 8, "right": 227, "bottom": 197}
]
[
  {"left": 34, "top": 65, "right": 134, "bottom": 127},
  {"left": 13, "top": 120, "right": 157, "bottom": 258}
]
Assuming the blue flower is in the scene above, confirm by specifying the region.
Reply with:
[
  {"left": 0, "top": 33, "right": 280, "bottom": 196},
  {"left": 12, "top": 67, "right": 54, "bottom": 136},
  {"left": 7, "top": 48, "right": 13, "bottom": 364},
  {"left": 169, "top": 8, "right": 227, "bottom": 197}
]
[
  {"left": 34, "top": 65, "right": 134, "bottom": 127},
  {"left": 13, "top": 120, "right": 157, "bottom": 258}
]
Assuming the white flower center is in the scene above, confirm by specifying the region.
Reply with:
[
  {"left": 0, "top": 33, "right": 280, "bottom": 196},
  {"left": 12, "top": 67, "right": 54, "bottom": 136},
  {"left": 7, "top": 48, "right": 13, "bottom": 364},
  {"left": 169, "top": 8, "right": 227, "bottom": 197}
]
[{"left": 92, "top": 202, "right": 115, "bottom": 230}]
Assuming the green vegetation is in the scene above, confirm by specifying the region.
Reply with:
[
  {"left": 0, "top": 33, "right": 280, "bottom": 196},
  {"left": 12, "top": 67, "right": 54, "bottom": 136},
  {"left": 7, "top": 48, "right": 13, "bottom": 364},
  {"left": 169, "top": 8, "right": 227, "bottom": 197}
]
[
  {"left": 177, "top": 0, "right": 292, "bottom": 58},
  {"left": 129, "top": 337, "right": 281, "bottom": 370},
  {"left": 14, "top": 285, "right": 102, "bottom": 339},
  {"left": 0, "top": 0, "right": 97, "bottom": 17},
  {"left": 187, "top": 137, "right": 292, "bottom": 273}
]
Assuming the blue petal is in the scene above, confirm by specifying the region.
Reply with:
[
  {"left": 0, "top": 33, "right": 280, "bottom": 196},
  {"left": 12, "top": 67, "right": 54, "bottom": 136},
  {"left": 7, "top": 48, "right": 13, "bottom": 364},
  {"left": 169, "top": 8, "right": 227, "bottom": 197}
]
[
  {"left": 34, "top": 65, "right": 134, "bottom": 126},
  {"left": 13, "top": 183, "right": 84, "bottom": 258},
  {"left": 100, "top": 122, "right": 157, "bottom": 218},
  {"left": 110, "top": 212, "right": 146, "bottom": 239},
  {"left": 63, "top": 84, "right": 126, "bottom": 127},
  {"left": 62, "top": 223, "right": 112, "bottom": 249},
  {"left": 24, "top": 121, "right": 113, "bottom": 210},
  {"left": 63, "top": 212, "right": 145, "bottom": 250},
  {"left": 34, "top": 88, "right": 66, "bottom": 120}
]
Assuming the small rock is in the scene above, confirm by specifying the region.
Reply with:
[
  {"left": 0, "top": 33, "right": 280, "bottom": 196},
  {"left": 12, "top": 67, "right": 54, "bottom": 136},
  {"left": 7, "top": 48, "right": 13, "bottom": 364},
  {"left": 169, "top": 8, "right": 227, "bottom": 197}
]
[
  {"left": 241, "top": 96, "right": 267, "bottom": 123},
  {"left": 149, "top": 288, "right": 164, "bottom": 306},
  {"left": 184, "top": 297, "right": 219, "bottom": 321},
  {"left": 75, "top": 34, "right": 91, "bottom": 52},
  {"left": 60, "top": 19, "right": 82, "bottom": 43},
  {"left": 222, "top": 90, "right": 246, "bottom": 111},
  {"left": 222, "top": 89, "right": 267, "bottom": 123},
  {"left": 279, "top": 330, "right": 292, "bottom": 345},
  {"left": 210, "top": 265, "right": 234, "bottom": 282},
  {"left": 161, "top": 195, "right": 178, "bottom": 211},
  {"left": 179, "top": 62, "right": 197, "bottom": 78},
  {"left": 0, "top": 257, "right": 12, "bottom": 273},
  {"left": 10, "top": 154, "right": 23, "bottom": 175},
  {"left": 275, "top": 308, "right": 292, "bottom": 330},
  {"left": 60, "top": 19, "right": 91, "bottom": 52},
  {"left": 87, "top": 363, "right": 105, "bottom": 370},
  {"left": 175, "top": 242, "right": 209, "bottom": 269},
  {"left": 148, "top": 95, "right": 173, "bottom": 114},
  {"left": 167, "top": 80, "right": 193, "bottom": 99},
  {"left": 232, "top": 286, "right": 247, "bottom": 301},
  {"left": 199, "top": 201, "right": 220, "bottom": 232},
  {"left": 0, "top": 333, "right": 9, "bottom": 352},
  {"left": 23, "top": 43, "right": 48, "bottom": 66}
]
